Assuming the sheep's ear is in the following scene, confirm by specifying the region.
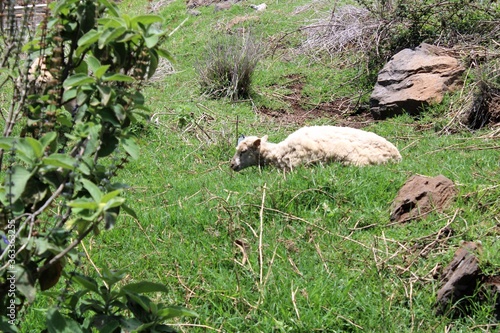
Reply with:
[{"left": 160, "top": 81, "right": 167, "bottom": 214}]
[
  {"left": 237, "top": 135, "right": 245, "bottom": 145},
  {"left": 261, "top": 135, "right": 268, "bottom": 143},
  {"left": 253, "top": 138, "right": 261, "bottom": 148}
]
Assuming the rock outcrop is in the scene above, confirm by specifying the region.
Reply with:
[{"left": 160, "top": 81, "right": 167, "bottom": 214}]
[
  {"left": 436, "top": 242, "right": 500, "bottom": 319},
  {"left": 435, "top": 241, "right": 482, "bottom": 315},
  {"left": 370, "top": 43, "right": 465, "bottom": 120},
  {"left": 390, "top": 174, "right": 457, "bottom": 223}
]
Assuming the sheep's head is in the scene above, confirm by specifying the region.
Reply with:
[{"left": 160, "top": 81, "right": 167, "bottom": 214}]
[{"left": 230, "top": 135, "right": 268, "bottom": 171}]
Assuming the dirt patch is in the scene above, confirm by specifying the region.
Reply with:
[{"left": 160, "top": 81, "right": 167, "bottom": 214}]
[{"left": 257, "top": 74, "right": 374, "bottom": 127}]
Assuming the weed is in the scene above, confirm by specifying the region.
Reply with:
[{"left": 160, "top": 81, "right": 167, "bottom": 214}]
[{"left": 196, "top": 33, "right": 262, "bottom": 101}]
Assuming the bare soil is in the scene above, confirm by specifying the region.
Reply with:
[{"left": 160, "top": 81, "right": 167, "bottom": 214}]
[{"left": 257, "top": 74, "right": 374, "bottom": 127}]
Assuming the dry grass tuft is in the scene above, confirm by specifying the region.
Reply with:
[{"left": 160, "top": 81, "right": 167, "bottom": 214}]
[{"left": 299, "top": 5, "right": 379, "bottom": 57}]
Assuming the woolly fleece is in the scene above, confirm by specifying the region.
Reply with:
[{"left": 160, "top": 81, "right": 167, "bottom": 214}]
[{"left": 230, "top": 126, "right": 402, "bottom": 171}]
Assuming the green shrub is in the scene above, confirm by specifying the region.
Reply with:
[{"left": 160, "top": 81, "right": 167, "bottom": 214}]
[
  {"left": 196, "top": 33, "right": 261, "bottom": 101},
  {"left": 0, "top": 0, "right": 195, "bottom": 331},
  {"left": 356, "top": 0, "right": 500, "bottom": 69}
]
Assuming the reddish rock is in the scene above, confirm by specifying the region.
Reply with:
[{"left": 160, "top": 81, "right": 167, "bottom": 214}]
[
  {"left": 436, "top": 242, "right": 482, "bottom": 315},
  {"left": 436, "top": 242, "right": 500, "bottom": 319},
  {"left": 370, "top": 43, "right": 465, "bottom": 119},
  {"left": 390, "top": 174, "right": 457, "bottom": 223}
]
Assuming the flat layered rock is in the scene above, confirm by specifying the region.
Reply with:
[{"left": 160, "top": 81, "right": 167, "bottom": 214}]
[{"left": 370, "top": 43, "right": 465, "bottom": 119}]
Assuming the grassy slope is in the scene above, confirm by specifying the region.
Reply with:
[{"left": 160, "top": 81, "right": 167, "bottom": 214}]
[{"left": 23, "top": 0, "right": 500, "bottom": 332}]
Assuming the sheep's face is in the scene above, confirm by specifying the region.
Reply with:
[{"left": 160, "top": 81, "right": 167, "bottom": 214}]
[{"left": 230, "top": 136, "right": 266, "bottom": 171}]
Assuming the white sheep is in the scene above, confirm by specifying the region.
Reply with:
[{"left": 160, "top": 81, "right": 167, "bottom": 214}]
[{"left": 230, "top": 125, "right": 402, "bottom": 171}]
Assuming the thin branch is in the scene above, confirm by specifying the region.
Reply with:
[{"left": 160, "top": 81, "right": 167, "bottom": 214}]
[
  {"left": 37, "top": 221, "right": 97, "bottom": 274},
  {"left": 258, "top": 183, "right": 266, "bottom": 286}
]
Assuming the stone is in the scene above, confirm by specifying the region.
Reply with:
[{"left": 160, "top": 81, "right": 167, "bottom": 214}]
[
  {"left": 370, "top": 43, "right": 465, "bottom": 119},
  {"left": 390, "top": 174, "right": 457, "bottom": 223},
  {"left": 435, "top": 242, "right": 500, "bottom": 318},
  {"left": 435, "top": 242, "right": 482, "bottom": 315},
  {"left": 482, "top": 276, "right": 500, "bottom": 320}
]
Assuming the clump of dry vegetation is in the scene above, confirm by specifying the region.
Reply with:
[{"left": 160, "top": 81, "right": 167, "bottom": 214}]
[
  {"left": 300, "top": 5, "right": 379, "bottom": 57},
  {"left": 196, "top": 33, "right": 262, "bottom": 100}
]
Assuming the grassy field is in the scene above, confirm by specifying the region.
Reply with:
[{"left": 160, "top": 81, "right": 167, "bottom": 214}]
[{"left": 21, "top": 0, "right": 500, "bottom": 331}]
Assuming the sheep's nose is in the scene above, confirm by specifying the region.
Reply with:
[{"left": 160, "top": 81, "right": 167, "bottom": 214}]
[{"left": 230, "top": 162, "right": 240, "bottom": 171}]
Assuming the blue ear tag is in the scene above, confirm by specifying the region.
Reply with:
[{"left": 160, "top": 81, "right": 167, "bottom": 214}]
[{"left": 237, "top": 135, "right": 245, "bottom": 145}]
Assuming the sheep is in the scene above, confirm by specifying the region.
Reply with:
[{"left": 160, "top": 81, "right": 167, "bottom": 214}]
[{"left": 230, "top": 125, "right": 402, "bottom": 171}]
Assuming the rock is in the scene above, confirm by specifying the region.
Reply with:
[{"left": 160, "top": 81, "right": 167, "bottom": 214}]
[
  {"left": 187, "top": 9, "right": 202, "bottom": 16},
  {"left": 435, "top": 242, "right": 500, "bottom": 318},
  {"left": 370, "top": 43, "right": 465, "bottom": 120},
  {"left": 435, "top": 242, "right": 482, "bottom": 315},
  {"left": 214, "top": 1, "right": 232, "bottom": 11},
  {"left": 390, "top": 174, "right": 457, "bottom": 223},
  {"left": 482, "top": 276, "right": 500, "bottom": 320}
]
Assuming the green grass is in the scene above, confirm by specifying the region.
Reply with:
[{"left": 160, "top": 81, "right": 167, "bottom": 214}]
[{"left": 18, "top": 0, "right": 500, "bottom": 331}]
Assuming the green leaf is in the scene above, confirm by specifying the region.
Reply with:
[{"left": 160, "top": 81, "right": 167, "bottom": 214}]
[
  {"left": 43, "top": 151, "right": 90, "bottom": 174},
  {"left": 100, "top": 189, "right": 122, "bottom": 204},
  {"left": 14, "top": 264, "right": 36, "bottom": 303},
  {"left": 46, "top": 308, "right": 85, "bottom": 333},
  {"left": 23, "top": 137, "right": 44, "bottom": 159},
  {"left": 144, "top": 34, "right": 160, "bottom": 48},
  {"left": 63, "top": 74, "right": 96, "bottom": 88},
  {"left": 34, "top": 238, "right": 62, "bottom": 256},
  {"left": 98, "top": 0, "right": 120, "bottom": 19},
  {"left": 64, "top": 218, "right": 92, "bottom": 234},
  {"left": 85, "top": 55, "right": 101, "bottom": 74},
  {"left": 148, "top": 50, "right": 159, "bottom": 79},
  {"left": 131, "top": 15, "right": 164, "bottom": 27},
  {"left": 43, "top": 154, "right": 78, "bottom": 170},
  {"left": 66, "top": 199, "right": 99, "bottom": 210},
  {"left": 98, "top": 27, "right": 127, "bottom": 49},
  {"left": 77, "top": 29, "right": 99, "bottom": 48},
  {"left": 98, "top": 17, "right": 125, "bottom": 29},
  {"left": 101, "top": 73, "right": 134, "bottom": 82},
  {"left": 157, "top": 48, "right": 174, "bottom": 63},
  {"left": 124, "top": 293, "right": 153, "bottom": 322},
  {"left": 97, "top": 135, "right": 118, "bottom": 157},
  {"left": 0, "top": 137, "right": 14, "bottom": 150},
  {"left": 81, "top": 179, "right": 103, "bottom": 202},
  {"left": 157, "top": 306, "right": 198, "bottom": 320},
  {"left": 91, "top": 315, "right": 120, "bottom": 333},
  {"left": 122, "top": 203, "right": 139, "bottom": 220},
  {"left": 117, "top": 31, "right": 139, "bottom": 43},
  {"left": 102, "top": 197, "right": 125, "bottom": 211},
  {"left": 101, "top": 267, "right": 126, "bottom": 287},
  {"left": 112, "top": 104, "right": 126, "bottom": 123},
  {"left": 104, "top": 211, "right": 118, "bottom": 230},
  {"left": 72, "top": 273, "right": 99, "bottom": 293},
  {"left": 121, "top": 281, "right": 169, "bottom": 294},
  {"left": 13, "top": 138, "right": 41, "bottom": 163},
  {"left": 0, "top": 318, "right": 19, "bottom": 333},
  {"left": 121, "top": 136, "right": 139, "bottom": 160},
  {"left": 0, "top": 166, "right": 32, "bottom": 204},
  {"left": 62, "top": 88, "right": 77, "bottom": 103},
  {"left": 40, "top": 132, "right": 58, "bottom": 152},
  {"left": 95, "top": 65, "right": 111, "bottom": 79},
  {"left": 97, "top": 85, "right": 113, "bottom": 106}
]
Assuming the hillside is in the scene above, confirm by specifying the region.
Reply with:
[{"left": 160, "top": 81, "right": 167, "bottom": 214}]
[{"left": 6, "top": 0, "right": 500, "bottom": 331}]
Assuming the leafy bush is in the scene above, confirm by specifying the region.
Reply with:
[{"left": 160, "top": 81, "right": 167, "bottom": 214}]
[
  {"left": 357, "top": 0, "right": 499, "bottom": 69},
  {"left": 0, "top": 0, "right": 195, "bottom": 331},
  {"left": 196, "top": 33, "right": 261, "bottom": 101},
  {"left": 301, "top": 0, "right": 499, "bottom": 87}
]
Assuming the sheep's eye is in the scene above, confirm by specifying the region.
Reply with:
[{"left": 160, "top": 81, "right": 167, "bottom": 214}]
[{"left": 240, "top": 149, "right": 247, "bottom": 155}]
